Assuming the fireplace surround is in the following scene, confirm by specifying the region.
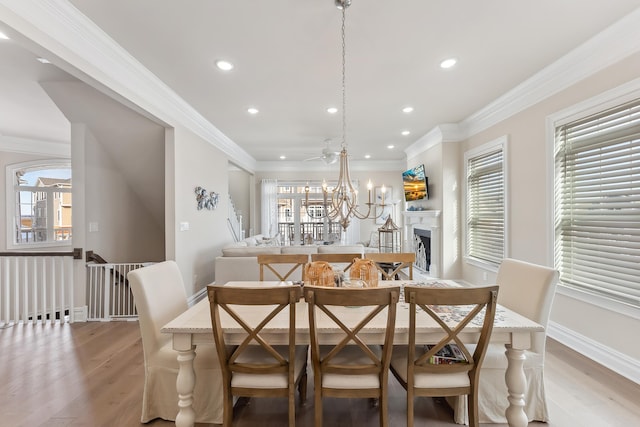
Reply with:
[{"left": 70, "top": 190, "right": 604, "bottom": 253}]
[{"left": 402, "top": 210, "right": 441, "bottom": 278}]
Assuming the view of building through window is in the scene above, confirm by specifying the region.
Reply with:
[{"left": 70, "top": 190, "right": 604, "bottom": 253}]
[
  {"left": 277, "top": 183, "right": 341, "bottom": 245},
  {"left": 15, "top": 166, "right": 72, "bottom": 245}
]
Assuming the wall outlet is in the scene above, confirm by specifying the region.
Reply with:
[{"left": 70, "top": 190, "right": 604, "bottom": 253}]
[
  {"left": 180, "top": 221, "right": 190, "bottom": 231},
  {"left": 89, "top": 222, "right": 99, "bottom": 232},
  {"left": 482, "top": 271, "right": 488, "bottom": 282}
]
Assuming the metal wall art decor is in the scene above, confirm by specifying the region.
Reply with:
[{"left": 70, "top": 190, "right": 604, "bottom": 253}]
[{"left": 195, "top": 186, "right": 219, "bottom": 210}]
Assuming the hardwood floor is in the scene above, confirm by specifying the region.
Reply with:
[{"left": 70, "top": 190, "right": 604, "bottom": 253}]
[{"left": 1, "top": 321, "right": 638, "bottom": 427}]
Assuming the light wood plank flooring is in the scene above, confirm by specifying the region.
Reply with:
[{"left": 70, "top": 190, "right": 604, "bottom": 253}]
[{"left": 1, "top": 321, "right": 638, "bottom": 426}]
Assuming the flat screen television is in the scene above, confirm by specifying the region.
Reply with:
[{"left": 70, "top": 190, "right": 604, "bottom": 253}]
[{"left": 402, "top": 164, "right": 429, "bottom": 201}]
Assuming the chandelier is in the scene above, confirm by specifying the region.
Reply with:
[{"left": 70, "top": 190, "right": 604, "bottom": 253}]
[{"left": 304, "top": 0, "right": 387, "bottom": 231}]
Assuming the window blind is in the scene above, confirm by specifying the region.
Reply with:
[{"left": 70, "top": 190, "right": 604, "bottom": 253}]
[
  {"left": 466, "top": 147, "right": 505, "bottom": 265},
  {"left": 555, "top": 98, "right": 640, "bottom": 307}
]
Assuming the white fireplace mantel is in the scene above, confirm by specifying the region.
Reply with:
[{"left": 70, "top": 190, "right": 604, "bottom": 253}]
[{"left": 403, "top": 210, "right": 441, "bottom": 278}]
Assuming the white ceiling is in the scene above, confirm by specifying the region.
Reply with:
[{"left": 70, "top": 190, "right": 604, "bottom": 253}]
[{"left": 2, "top": 0, "right": 640, "bottom": 165}]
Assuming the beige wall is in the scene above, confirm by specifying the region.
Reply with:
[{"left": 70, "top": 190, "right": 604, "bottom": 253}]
[
  {"left": 172, "top": 126, "right": 231, "bottom": 296},
  {"left": 82, "top": 127, "right": 165, "bottom": 263},
  {"left": 458, "top": 52, "right": 640, "bottom": 361}
]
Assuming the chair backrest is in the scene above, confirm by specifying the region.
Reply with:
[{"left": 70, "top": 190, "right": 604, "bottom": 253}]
[
  {"left": 304, "top": 285, "right": 400, "bottom": 383},
  {"left": 207, "top": 285, "right": 303, "bottom": 386},
  {"left": 128, "top": 261, "right": 188, "bottom": 358},
  {"left": 310, "top": 253, "right": 362, "bottom": 273},
  {"left": 257, "top": 253, "right": 309, "bottom": 281},
  {"left": 404, "top": 286, "right": 499, "bottom": 379},
  {"left": 496, "top": 258, "right": 558, "bottom": 353},
  {"left": 365, "top": 252, "right": 415, "bottom": 280}
]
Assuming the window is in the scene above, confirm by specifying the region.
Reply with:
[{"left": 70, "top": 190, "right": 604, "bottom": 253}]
[
  {"left": 465, "top": 136, "right": 507, "bottom": 267},
  {"left": 554, "top": 98, "right": 640, "bottom": 307},
  {"left": 276, "top": 183, "right": 341, "bottom": 245},
  {"left": 6, "top": 160, "right": 72, "bottom": 248}
]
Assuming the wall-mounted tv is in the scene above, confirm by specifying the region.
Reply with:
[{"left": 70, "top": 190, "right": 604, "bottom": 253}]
[{"left": 402, "top": 164, "right": 429, "bottom": 201}]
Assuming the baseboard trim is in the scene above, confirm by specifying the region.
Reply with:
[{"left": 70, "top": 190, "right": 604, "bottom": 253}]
[
  {"left": 548, "top": 321, "right": 640, "bottom": 385},
  {"left": 188, "top": 287, "right": 208, "bottom": 306}
]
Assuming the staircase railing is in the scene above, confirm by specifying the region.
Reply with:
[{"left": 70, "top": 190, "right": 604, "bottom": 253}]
[
  {"left": 227, "top": 194, "right": 243, "bottom": 242},
  {"left": 0, "top": 248, "right": 82, "bottom": 326}
]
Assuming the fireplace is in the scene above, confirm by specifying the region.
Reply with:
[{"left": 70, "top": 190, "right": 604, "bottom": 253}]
[
  {"left": 413, "top": 228, "right": 431, "bottom": 272},
  {"left": 403, "top": 210, "right": 441, "bottom": 278}
]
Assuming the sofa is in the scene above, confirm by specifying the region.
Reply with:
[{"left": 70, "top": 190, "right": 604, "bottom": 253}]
[{"left": 214, "top": 234, "right": 372, "bottom": 284}]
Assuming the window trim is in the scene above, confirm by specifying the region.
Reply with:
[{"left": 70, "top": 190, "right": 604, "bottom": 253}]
[
  {"left": 5, "top": 159, "right": 72, "bottom": 250},
  {"left": 546, "top": 77, "right": 640, "bottom": 311},
  {"left": 463, "top": 135, "right": 509, "bottom": 270}
]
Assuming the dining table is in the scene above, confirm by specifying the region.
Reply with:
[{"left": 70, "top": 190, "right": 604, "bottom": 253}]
[{"left": 161, "top": 280, "right": 543, "bottom": 427}]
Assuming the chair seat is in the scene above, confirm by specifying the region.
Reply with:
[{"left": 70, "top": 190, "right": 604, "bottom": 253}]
[
  {"left": 232, "top": 345, "right": 309, "bottom": 389},
  {"left": 320, "top": 345, "right": 382, "bottom": 389},
  {"left": 390, "top": 345, "right": 471, "bottom": 389}
]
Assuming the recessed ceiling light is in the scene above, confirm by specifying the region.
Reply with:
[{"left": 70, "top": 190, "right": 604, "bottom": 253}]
[
  {"left": 0, "top": 31, "right": 9, "bottom": 40},
  {"left": 364, "top": 154, "right": 371, "bottom": 159},
  {"left": 247, "top": 107, "right": 259, "bottom": 115},
  {"left": 440, "top": 58, "right": 457, "bottom": 69},
  {"left": 387, "top": 145, "right": 395, "bottom": 149},
  {"left": 401, "top": 130, "right": 410, "bottom": 136},
  {"left": 402, "top": 106, "right": 414, "bottom": 113},
  {"left": 215, "top": 60, "right": 234, "bottom": 71},
  {"left": 36, "top": 57, "right": 51, "bottom": 64},
  {"left": 327, "top": 107, "right": 338, "bottom": 114},
  {"left": 280, "top": 155, "right": 286, "bottom": 160}
]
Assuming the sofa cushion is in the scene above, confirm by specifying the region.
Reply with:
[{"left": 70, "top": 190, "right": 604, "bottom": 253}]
[
  {"left": 222, "top": 246, "right": 281, "bottom": 257},
  {"left": 318, "top": 244, "right": 364, "bottom": 256},
  {"left": 281, "top": 245, "right": 318, "bottom": 255}
]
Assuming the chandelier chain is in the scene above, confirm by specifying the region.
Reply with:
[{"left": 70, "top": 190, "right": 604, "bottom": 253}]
[{"left": 341, "top": 6, "right": 347, "bottom": 151}]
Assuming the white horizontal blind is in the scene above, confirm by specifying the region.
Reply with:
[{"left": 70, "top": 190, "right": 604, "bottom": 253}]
[
  {"left": 554, "top": 98, "right": 640, "bottom": 307},
  {"left": 466, "top": 147, "right": 505, "bottom": 265}
]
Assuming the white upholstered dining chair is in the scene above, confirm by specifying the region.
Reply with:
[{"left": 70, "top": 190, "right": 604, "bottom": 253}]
[
  {"left": 452, "top": 258, "right": 558, "bottom": 424},
  {"left": 128, "top": 261, "right": 223, "bottom": 423}
]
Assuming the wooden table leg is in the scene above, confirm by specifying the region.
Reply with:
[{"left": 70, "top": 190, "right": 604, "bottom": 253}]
[
  {"left": 504, "top": 344, "right": 528, "bottom": 427},
  {"left": 174, "top": 334, "right": 196, "bottom": 427}
]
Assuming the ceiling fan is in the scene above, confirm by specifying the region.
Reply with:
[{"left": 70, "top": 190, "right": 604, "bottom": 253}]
[{"left": 303, "top": 140, "right": 340, "bottom": 165}]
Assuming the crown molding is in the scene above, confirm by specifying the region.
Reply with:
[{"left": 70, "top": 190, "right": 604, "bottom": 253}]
[
  {"left": 0, "top": 0, "right": 256, "bottom": 172},
  {"left": 460, "top": 6, "right": 640, "bottom": 138},
  {"left": 404, "top": 124, "right": 464, "bottom": 159},
  {"left": 0, "top": 134, "right": 70, "bottom": 157}
]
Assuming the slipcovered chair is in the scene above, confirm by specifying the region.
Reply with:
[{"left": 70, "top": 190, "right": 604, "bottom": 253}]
[
  {"left": 128, "top": 261, "right": 223, "bottom": 423},
  {"left": 452, "top": 258, "right": 558, "bottom": 424}
]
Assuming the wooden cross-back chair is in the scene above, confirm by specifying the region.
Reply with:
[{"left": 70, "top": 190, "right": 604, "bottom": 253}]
[
  {"left": 257, "top": 253, "right": 309, "bottom": 281},
  {"left": 310, "top": 253, "right": 362, "bottom": 273},
  {"left": 304, "top": 285, "right": 400, "bottom": 427},
  {"left": 207, "top": 285, "right": 308, "bottom": 427},
  {"left": 389, "top": 285, "right": 499, "bottom": 427},
  {"left": 365, "top": 252, "right": 415, "bottom": 280}
]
